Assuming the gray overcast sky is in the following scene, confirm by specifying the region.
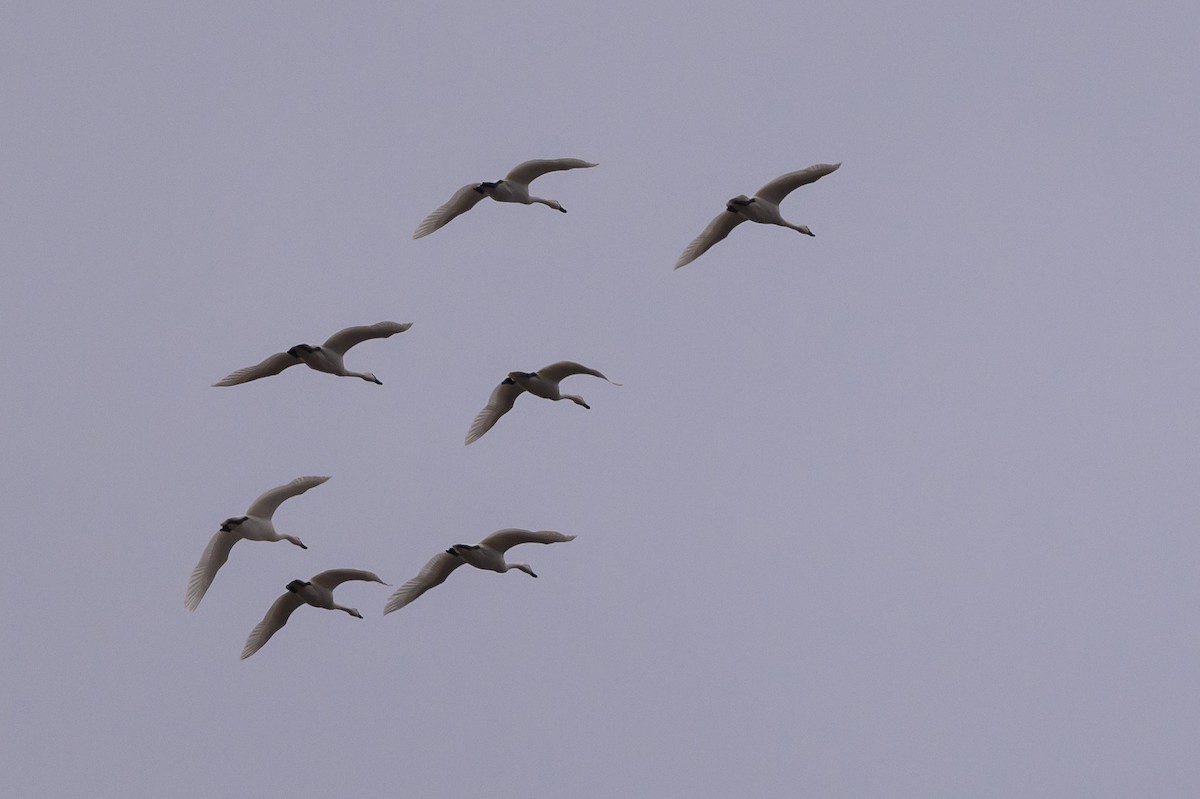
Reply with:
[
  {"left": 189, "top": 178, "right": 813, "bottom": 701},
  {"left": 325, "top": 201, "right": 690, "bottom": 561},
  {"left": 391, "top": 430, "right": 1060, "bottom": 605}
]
[{"left": 4, "top": 2, "right": 1199, "bottom": 796}]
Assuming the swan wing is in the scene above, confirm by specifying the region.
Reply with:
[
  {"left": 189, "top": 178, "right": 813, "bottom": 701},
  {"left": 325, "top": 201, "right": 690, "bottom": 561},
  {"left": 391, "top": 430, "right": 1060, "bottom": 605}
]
[
  {"left": 536, "top": 361, "right": 615, "bottom": 384},
  {"left": 310, "top": 569, "right": 388, "bottom": 591},
  {"left": 465, "top": 379, "right": 524, "bottom": 444},
  {"left": 753, "top": 162, "right": 841, "bottom": 204},
  {"left": 504, "top": 158, "right": 597, "bottom": 186},
  {"left": 245, "top": 475, "right": 331, "bottom": 519},
  {"left": 413, "top": 183, "right": 487, "bottom": 239},
  {"left": 478, "top": 528, "right": 576, "bottom": 553},
  {"left": 184, "top": 529, "right": 237, "bottom": 610},
  {"left": 240, "top": 591, "right": 305, "bottom": 659},
  {"left": 383, "top": 552, "right": 464, "bottom": 614},
  {"left": 212, "top": 351, "right": 300, "bottom": 386},
  {"left": 321, "top": 321, "right": 413, "bottom": 355},
  {"left": 674, "top": 210, "right": 745, "bottom": 269}
]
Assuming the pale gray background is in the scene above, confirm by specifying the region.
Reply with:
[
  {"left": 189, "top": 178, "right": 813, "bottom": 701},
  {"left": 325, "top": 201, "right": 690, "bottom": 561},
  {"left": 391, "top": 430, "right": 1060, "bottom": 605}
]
[{"left": 3, "top": 2, "right": 1198, "bottom": 797}]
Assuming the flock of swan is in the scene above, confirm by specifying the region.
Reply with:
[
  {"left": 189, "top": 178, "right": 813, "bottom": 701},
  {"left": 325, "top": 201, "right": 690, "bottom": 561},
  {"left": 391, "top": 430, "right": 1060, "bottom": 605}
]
[
  {"left": 187, "top": 157, "right": 839, "bottom": 657},
  {"left": 186, "top": 471, "right": 581, "bottom": 659}
]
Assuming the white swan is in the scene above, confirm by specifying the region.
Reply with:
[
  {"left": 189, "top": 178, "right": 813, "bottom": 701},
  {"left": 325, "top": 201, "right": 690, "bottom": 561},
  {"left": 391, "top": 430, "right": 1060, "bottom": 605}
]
[
  {"left": 675, "top": 162, "right": 841, "bottom": 269},
  {"left": 465, "top": 361, "right": 620, "bottom": 444},
  {"left": 241, "top": 569, "right": 390, "bottom": 659},
  {"left": 185, "top": 475, "right": 330, "bottom": 610},
  {"left": 413, "top": 158, "right": 598, "bottom": 239},
  {"left": 383, "top": 529, "right": 575, "bottom": 614},
  {"left": 213, "top": 321, "right": 413, "bottom": 386}
]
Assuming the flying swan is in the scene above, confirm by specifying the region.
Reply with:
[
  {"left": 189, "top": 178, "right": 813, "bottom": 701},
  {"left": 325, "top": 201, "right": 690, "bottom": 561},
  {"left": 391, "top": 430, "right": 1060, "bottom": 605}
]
[
  {"left": 241, "top": 569, "right": 390, "bottom": 659},
  {"left": 465, "top": 361, "right": 620, "bottom": 444},
  {"left": 383, "top": 529, "right": 576, "bottom": 614},
  {"left": 212, "top": 321, "right": 413, "bottom": 386},
  {"left": 675, "top": 162, "right": 841, "bottom": 269},
  {"left": 413, "top": 158, "right": 598, "bottom": 239},
  {"left": 185, "top": 475, "right": 330, "bottom": 610}
]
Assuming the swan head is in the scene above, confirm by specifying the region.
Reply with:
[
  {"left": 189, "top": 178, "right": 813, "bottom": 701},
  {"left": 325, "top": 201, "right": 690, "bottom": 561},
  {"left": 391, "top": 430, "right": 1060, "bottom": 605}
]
[
  {"left": 796, "top": 225, "right": 815, "bottom": 236},
  {"left": 348, "top": 608, "right": 363, "bottom": 619},
  {"left": 509, "top": 563, "right": 537, "bottom": 578},
  {"left": 547, "top": 199, "right": 566, "bottom": 213},
  {"left": 360, "top": 372, "right": 382, "bottom": 385}
]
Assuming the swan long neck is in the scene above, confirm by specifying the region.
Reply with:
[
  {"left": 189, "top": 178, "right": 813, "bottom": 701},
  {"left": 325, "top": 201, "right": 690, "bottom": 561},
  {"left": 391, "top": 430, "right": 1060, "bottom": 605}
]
[
  {"left": 347, "top": 370, "right": 382, "bottom": 384},
  {"left": 532, "top": 197, "right": 566, "bottom": 212}
]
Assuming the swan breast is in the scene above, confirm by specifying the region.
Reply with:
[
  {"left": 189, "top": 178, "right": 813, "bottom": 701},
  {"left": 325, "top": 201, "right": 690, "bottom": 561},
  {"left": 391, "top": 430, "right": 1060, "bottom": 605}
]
[{"left": 509, "top": 371, "right": 558, "bottom": 399}]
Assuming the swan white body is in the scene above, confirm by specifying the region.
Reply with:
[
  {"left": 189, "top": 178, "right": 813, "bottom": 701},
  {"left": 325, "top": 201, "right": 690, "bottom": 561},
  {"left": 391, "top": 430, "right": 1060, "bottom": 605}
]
[
  {"left": 213, "top": 321, "right": 413, "bottom": 386},
  {"left": 413, "top": 158, "right": 597, "bottom": 239},
  {"left": 675, "top": 162, "right": 841, "bottom": 269},
  {"left": 241, "top": 569, "right": 389, "bottom": 659},
  {"left": 383, "top": 529, "right": 575, "bottom": 614},
  {"left": 465, "top": 360, "right": 620, "bottom": 444},
  {"left": 185, "top": 475, "right": 330, "bottom": 610}
]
